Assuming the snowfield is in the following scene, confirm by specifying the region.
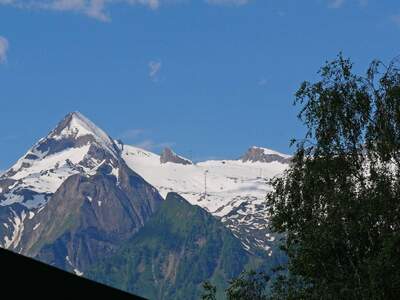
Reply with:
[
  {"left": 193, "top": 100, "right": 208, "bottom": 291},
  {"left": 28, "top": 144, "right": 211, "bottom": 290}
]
[
  {"left": 122, "top": 145, "right": 288, "bottom": 217},
  {"left": 122, "top": 145, "right": 290, "bottom": 254}
]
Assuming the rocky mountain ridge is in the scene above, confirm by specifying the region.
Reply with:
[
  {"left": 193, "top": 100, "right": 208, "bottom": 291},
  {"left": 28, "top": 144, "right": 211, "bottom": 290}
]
[{"left": 0, "top": 112, "right": 290, "bottom": 298}]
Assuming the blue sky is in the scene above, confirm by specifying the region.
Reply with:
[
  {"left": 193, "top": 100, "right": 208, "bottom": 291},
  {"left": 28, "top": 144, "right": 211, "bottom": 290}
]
[{"left": 0, "top": 0, "right": 399, "bottom": 169}]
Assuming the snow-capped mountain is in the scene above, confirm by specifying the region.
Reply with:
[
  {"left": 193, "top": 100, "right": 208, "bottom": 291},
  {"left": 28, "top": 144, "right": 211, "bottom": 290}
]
[
  {"left": 0, "top": 112, "right": 162, "bottom": 272},
  {"left": 0, "top": 112, "right": 121, "bottom": 209},
  {"left": 121, "top": 145, "right": 288, "bottom": 216},
  {"left": 121, "top": 144, "right": 290, "bottom": 254},
  {"left": 0, "top": 111, "right": 291, "bottom": 300},
  {"left": 0, "top": 112, "right": 290, "bottom": 259}
]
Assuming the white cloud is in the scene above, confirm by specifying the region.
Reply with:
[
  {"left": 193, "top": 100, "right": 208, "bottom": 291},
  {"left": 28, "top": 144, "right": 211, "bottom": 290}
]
[
  {"left": 0, "top": 36, "right": 9, "bottom": 64},
  {"left": 118, "top": 129, "right": 174, "bottom": 151},
  {"left": 358, "top": 0, "right": 368, "bottom": 7},
  {"left": 134, "top": 139, "right": 175, "bottom": 151},
  {"left": 258, "top": 77, "right": 268, "bottom": 86},
  {"left": 148, "top": 60, "right": 162, "bottom": 81},
  {"left": 133, "top": 0, "right": 160, "bottom": 10},
  {"left": 0, "top": 0, "right": 372, "bottom": 21},
  {"left": 51, "top": 0, "right": 86, "bottom": 11},
  {"left": 119, "top": 128, "right": 146, "bottom": 141},
  {"left": 328, "top": 0, "right": 345, "bottom": 9},
  {"left": 206, "top": 0, "right": 250, "bottom": 6},
  {"left": 0, "top": 0, "right": 161, "bottom": 21},
  {"left": 327, "top": 0, "right": 368, "bottom": 9},
  {"left": 0, "top": 0, "right": 254, "bottom": 21},
  {"left": 391, "top": 15, "right": 400, "bottom": 27}
]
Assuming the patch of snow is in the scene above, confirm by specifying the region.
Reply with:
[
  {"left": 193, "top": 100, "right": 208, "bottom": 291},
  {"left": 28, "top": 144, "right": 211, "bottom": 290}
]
[
  {"left": 1, "top": 145, "right": 90, "bottom": 208},
  {"left": 24, "top": 195, "right": 48, "bottom": 209},
  {"left": 9, "top": 145, "right": 90, "bottom": 182},
  {"left": 242, "top": 242, "right": 251, "bottom": 251},
  {"left": 66, "top": 255, "right": 84, "bottom": 276},
  {"left": 53, "top": 112, "right": 118, "bottom": 158},
  {"left": 110, "top": 166, "right": 119, "bottom": 184},
  {"left": 74, "top": 269, "right": 84, "bottom": 276},
  {"left": 3, "top": 210, "right": 26, "bottom": 249},
  {"left": 0, "top": 193, "right": 24, "bottom": 207}
]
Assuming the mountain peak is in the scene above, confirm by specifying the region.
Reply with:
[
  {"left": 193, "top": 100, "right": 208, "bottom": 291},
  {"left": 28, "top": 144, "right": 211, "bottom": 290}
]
[
  {"left": 50, "top": 112, "right": 115, "bottom": 149},
  {"left": 35, "top": 111, "right": 121, "bottom": 160},
  {"left": 0, "top": 112, "right": 121, "bottom": 208},
  {"left": 160, "top": 148, "right": 193, "bottom": 165},
  {"left": 241, "top": 146, "right": 291, "bottom": 164}
]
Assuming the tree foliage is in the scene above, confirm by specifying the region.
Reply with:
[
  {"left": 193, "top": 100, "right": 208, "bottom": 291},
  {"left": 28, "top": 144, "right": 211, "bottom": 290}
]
[
  {"left": 226, "top": 270, "right": 270, "bottom": 300},
  {"left": 201, "top": 281, "right": 217, "bottom": 300},
  {"left": 201, "top": 271, "right": 270, "bottom": 300},
  {"left": 266, "top": 54, "right": 400, "bottom": 299}
]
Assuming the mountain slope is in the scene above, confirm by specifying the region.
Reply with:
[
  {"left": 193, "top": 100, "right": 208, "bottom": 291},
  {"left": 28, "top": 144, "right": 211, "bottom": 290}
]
[
  {"left": 21, "top": 162, "right": 162, "bottom": 273},
  {"left": 0, "top": 112, "right": 163, "bottom": 274},
  {"left": 87, "top": 192, "right": 260, "bottom": 300},
  {"left": 0, "top": 111, "right": 289, "bottom": 298},
  {"left": 121, "top": 145, "right": 289, "bottom": 254}
]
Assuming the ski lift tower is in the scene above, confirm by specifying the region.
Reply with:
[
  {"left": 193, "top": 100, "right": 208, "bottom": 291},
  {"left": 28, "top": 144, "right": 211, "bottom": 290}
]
[{"left": 204, "top": 170, "right": 209, "bottom": 201}]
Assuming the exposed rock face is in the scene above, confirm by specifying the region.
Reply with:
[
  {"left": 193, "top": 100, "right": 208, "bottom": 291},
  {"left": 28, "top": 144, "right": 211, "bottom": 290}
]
[
  {"left": 0, "top": 112, "right": 164, "bottom": 275},
  {"left": 0, "top": 203, "right": 26, "bottom": 250},
  {"left": 221, "top": 199, "right": 285, "bottom": 259},
  {"left": 160, "top": 148, "right": 193, "bottom": 165},
  {"left": 19, "top": 161, "right": 163, "bottom": 273},
  {"left": 241, "top": 146, "right": 291, "bottom": 164},
  {"left": 87, "top": 193, "right": 255, "bottom": 300}
]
